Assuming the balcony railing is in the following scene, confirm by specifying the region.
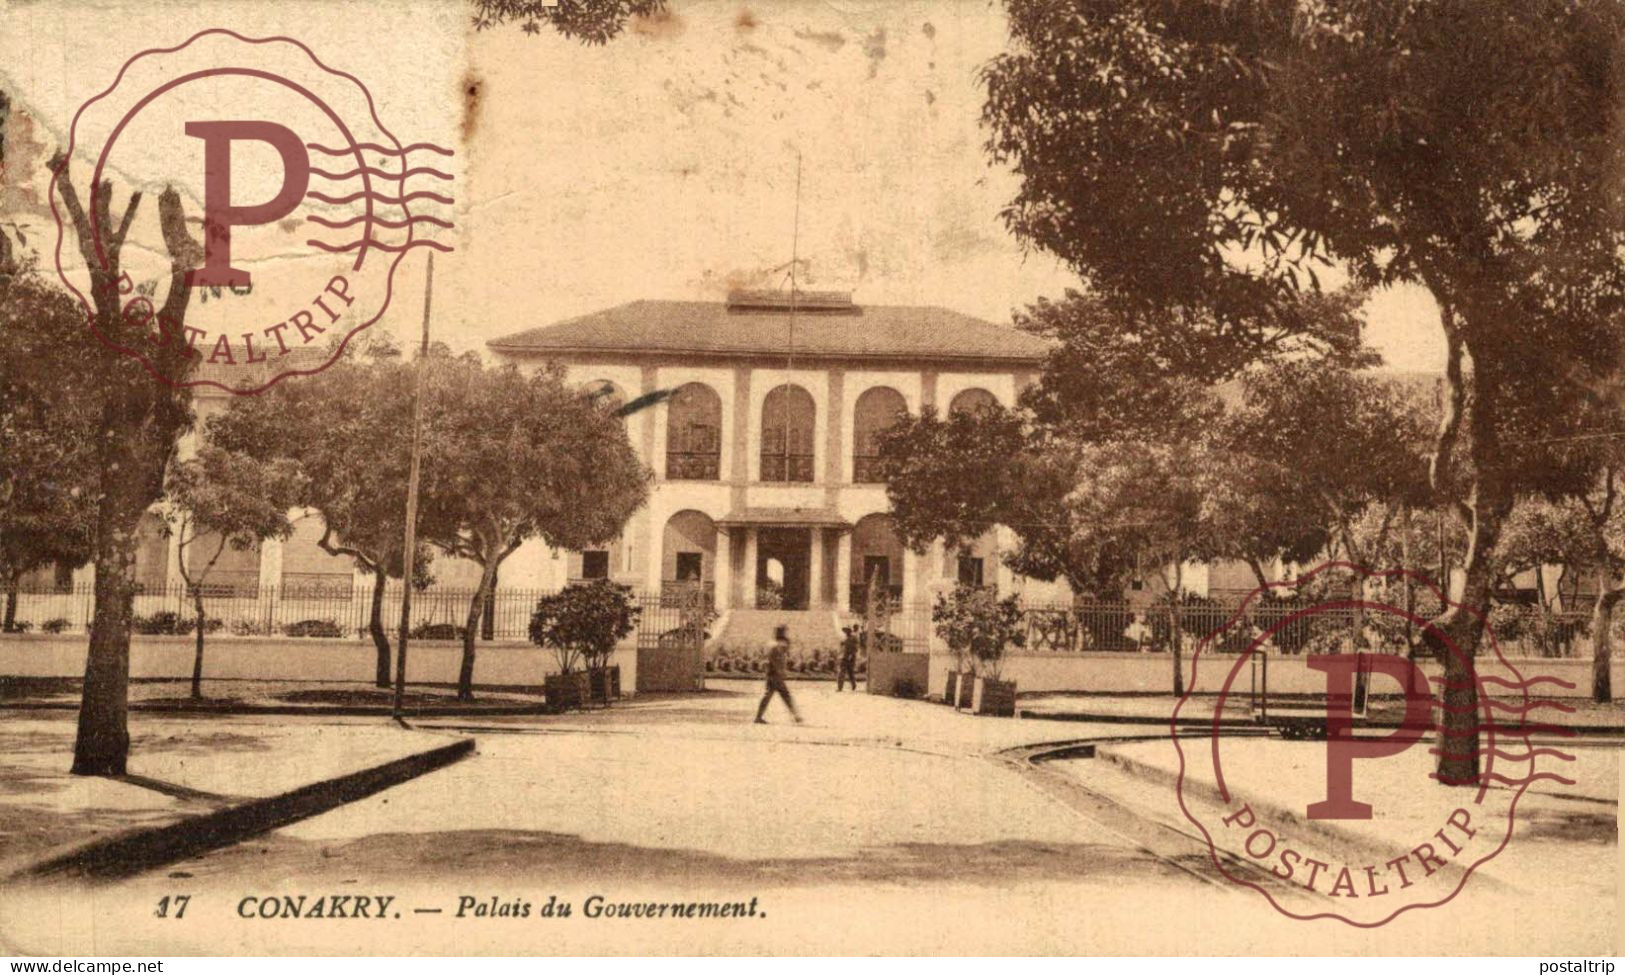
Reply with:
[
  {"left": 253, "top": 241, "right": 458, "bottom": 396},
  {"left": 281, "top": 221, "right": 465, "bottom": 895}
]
[
  {"left": 666, "top": 451, "right": 721, "bottom": 480},
  {"left": 852, "top": 455, "right": 887, "bottom": 484},
  {"left": 760, "top": 452, "right": 814, "bottom": 483}
]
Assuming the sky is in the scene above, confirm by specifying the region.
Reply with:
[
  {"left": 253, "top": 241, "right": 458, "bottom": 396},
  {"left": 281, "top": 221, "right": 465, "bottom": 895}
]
[{"left": 0, "top": 0, "right": 1447, "bottom": 372}]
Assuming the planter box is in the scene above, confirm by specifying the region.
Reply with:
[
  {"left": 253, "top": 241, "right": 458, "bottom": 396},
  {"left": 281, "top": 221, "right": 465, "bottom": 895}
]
[
  {"left": 955, "top": 671, "right": 975, "bottom": 710},
  {"left": 971, "top": 676, "right": 1017, "bottom": 717},
  {"left": 544, "top": 670, "right": 591, "bottom": 712},
  {"left": 588, "top": 664, "right": 622, "bottom": 704}
]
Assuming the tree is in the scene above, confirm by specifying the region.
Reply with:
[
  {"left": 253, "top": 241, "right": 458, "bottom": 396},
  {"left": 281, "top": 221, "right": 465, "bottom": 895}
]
[
  {"left": 1064, "top": 437, "right": 1228, "bottom": 695},
  {"left": 1496, "top": 472, "right": 1625, "bottom": 703},
  {"left": 46, "top": 156, "right": 201, "bottom": 776},
  {"left": 426, "top": 359, "right": 648, "bottom": 700},
  {"left": 983, "top": 0, "right": 1625, "bottom": 784},
  {"left": 0, "top": 263, "right": 97, "bottom": 629},
  {"left": 162, "top": 446, "right": 303, "bottom": 699},
  {"left": 1213, "top": 358, "right": 1436, "bottom": 630},
  {"left": 206, "top": 341, "right": 450, "bottom": 687}
]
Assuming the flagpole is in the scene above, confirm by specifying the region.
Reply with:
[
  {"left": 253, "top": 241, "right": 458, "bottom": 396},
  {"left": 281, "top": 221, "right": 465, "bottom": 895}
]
[{"left": 393, "top": 251, "right": 433, "bottom": 720}]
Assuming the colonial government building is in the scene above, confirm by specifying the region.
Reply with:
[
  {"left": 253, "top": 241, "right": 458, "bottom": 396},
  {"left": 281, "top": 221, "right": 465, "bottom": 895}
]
[{"left": 484, "top": 289, "right": 1065, "bottom": 645}]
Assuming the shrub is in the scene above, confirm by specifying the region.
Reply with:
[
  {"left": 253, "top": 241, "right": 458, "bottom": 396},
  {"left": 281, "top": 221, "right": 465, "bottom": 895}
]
[
  {"left": 176, "top": 616, "right": 225, "bottom": 635},
  {"left": 894, "top": 677, "right": 921, "bottom": 699},
  {"left": 133, "top": 611, "right": 184, "bottom": 635},
  {"left": 41, "top": 618, "right": 72, "bottom": 634},
  {"left": 1, "top": 620, "right": 33, "bottom": 633},
  {"left": 285, "top": 618, "right": 344, "bottom": 638},
  {"left": 230, "top": 618, "right": 276, "bottom": 637},
  {"left": 932, "top": 583, "right": 1026, "bottom": 680},
  {"left": 530, "top": 579, "right": 639, "bottom": 673},
  {"left": 410, "top": 622, "right": 465, "bottom": 641}
]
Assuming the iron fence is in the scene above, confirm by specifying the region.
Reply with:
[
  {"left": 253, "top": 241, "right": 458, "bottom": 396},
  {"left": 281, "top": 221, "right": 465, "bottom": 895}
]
[
  {"left": 1, "top": 583, "right": 1604, "bottom": 659},
  {"left": 0, "top": 582, "right": 698, "bottom": 648}
]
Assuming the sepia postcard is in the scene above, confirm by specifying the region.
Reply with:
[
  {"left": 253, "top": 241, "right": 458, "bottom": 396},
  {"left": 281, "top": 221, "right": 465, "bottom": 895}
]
[{"left": 0, "top": 0, "right": 1620, "bottom": 960}]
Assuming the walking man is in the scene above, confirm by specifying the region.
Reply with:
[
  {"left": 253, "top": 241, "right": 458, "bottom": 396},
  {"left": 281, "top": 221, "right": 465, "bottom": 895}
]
[
  {"left": 837, "top": 625, "right": 860, "bottom": 692},
  {"left": 755, "top": 623, "right": 802, "bottom": 724}
]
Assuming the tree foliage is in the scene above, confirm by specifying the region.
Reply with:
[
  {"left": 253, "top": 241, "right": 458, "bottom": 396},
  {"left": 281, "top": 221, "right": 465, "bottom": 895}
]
[
  {"left": 0, "top": 264, "right": 98, "bottom": 599},
  {"left": 982, "top": 0, "right": 1625, "bottom": 784},
  {"left": 471, "top": 0, "right": 665, "bottom": 42}
]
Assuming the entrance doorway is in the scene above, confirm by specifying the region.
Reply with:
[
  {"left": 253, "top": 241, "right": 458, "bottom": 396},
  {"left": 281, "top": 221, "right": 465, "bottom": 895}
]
[{"left": 756, "top": 528, "right": 811, "bottom": 610}]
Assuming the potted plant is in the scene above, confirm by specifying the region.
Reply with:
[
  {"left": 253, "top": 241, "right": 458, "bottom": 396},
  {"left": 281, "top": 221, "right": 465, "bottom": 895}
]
[
  {"left": 530, "top": 579, "right": 639, "bottom": 711},
  {"left": 933, "top": 583, "right": 1025, "bottom": 716}
]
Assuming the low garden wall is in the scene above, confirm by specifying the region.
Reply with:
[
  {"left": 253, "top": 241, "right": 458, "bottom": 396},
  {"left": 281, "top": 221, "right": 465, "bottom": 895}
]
[
  {"left": 923, "top": 650, "right": 1623, "bottom": 699},
  {"left": 867, "top": 649, "right": 929, "bottom": 698},
  {"left": 637, "top": 644, "right": 704, "bottom": 693},
  {"left": 0, "top": 633, "right": 638, "bottom": 691}
]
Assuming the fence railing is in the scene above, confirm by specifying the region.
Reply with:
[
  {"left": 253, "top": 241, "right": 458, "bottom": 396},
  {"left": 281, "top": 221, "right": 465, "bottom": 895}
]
[
  {"left": 2, "top": 584, "right": 1603, "bottom": 659},
  {"left": 0, "top": 582, "right": 700, "bottom": 648}
]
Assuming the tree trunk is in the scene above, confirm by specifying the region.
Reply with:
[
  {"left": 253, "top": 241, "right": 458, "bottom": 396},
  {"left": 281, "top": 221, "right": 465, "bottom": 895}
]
[
  {"left": 1591, "top": 583, "right": 1618, "bottom": 704},
  {"left": 1244, "top": 557, "right": 1270, "bottom": 591},
  {"left": 481, "top": 564, "right": 497, "bottom": 641},
  {"left": 368, "top": 569, "right": 390, "bottom": 688},
  {"left": 1170, "top": 557, "right": 1185, "bottom": 698},
  {"left": 72, "top": 541, "right": 138, "bottom": 776},
  {"left": 190, "top": 588, "right": 205, "bottom": 700},
  {"left": 3, "top": 571, "right": 18, "bottom": 631},
  {"left": 457, "top": 560, "right": 500, "bottom": 701}
]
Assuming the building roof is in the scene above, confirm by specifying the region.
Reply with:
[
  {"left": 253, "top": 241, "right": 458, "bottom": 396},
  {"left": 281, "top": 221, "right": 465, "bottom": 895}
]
[{"left": 487, "top": 292, "right": 1052, "bottom": 365}]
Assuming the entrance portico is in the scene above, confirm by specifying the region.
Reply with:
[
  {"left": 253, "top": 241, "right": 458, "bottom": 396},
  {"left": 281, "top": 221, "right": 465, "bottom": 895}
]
[{"left": 716, "top": 507, "right": 850, "bottom": 611}]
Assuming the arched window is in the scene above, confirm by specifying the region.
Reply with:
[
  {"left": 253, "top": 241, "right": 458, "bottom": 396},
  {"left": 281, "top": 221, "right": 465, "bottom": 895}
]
[
  {"left": 949, "top": 387, "right": 998, "bottom": 416},
  {"left": 665, "top": 382, "right": 722, "bottom": 480},
  {"left": 760, "top": 384, "right": 816, "bottom": 483},
  {"left": 852, "top": 386, "right": 908, "bottom": 483},
  {"left": 583, "top": 379, "right": 626, "bottom": 414},
  {"left": 661, "top": 510, "right": 717, "bottom": 602},
  {"left": 850, "top": 513, "right": 905, "bottom": 612}
]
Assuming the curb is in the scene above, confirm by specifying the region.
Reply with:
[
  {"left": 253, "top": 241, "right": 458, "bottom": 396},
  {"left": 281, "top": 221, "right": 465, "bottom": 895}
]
[
  {"left": 1090, "top": 743, "right": 1516, "bottom": 893},
  {"left": 1019, "top": 709, "right": 1258, "bottom": 728},
  {"left": 14, "top": 738, "right": 476, "bottom": 882},
  {"left": 2, "top": 700, "right": 550, "bottom": 717},
  {"left": 1021, "top": 708, "right": 1625, "bottom": 736}
]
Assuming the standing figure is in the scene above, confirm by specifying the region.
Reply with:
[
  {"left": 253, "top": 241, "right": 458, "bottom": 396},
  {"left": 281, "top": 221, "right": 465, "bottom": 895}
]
[
  {"left": 755, "top": 623, "right": 802, "bottom": 724},
  {"left": 837, "top": 626, "right": 861, "bottom": 692}
]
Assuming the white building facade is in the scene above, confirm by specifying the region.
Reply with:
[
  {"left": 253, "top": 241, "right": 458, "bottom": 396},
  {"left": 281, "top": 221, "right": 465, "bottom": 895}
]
[{"left": 486, "top": 290, "right": 1065, "bottom": 619}]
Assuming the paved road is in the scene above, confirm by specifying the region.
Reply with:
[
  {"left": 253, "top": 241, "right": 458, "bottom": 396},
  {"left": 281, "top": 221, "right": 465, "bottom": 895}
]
[{"left": 2, "top": 682, "right": 1616, "bottom": 954}]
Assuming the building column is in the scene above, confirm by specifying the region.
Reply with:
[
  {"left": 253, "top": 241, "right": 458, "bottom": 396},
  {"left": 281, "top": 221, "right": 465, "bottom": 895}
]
[
  {"left": 644, "top": 506, "right": 663, "bottom": 595},
  {"left": 743, "top": 528, "right": 759, "bottom": 609},
  {"left": 994, "top": 526, "right": 1016, "bottom": 594},
  {"left": 714, "top": 529, "right": 731, "bottom": 611},
  {"left": 808, "top": 528, "right": 825, "bottom": 608},
  {"left": 835, "top": 532, "right": 852, "bottom": 612}
]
